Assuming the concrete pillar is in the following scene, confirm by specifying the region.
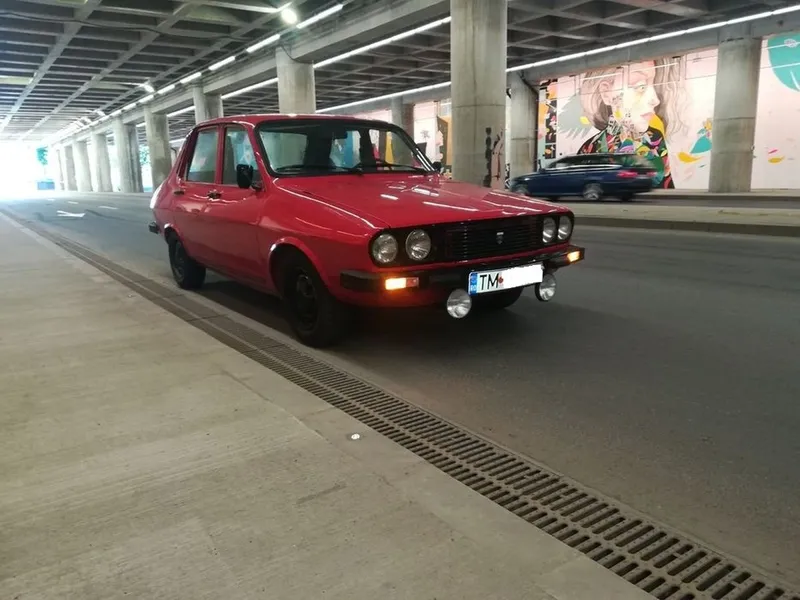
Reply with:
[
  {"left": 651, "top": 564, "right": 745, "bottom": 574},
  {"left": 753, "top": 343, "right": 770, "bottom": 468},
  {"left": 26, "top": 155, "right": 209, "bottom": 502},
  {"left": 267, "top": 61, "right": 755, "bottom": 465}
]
[
  {"left": 391, "top": 97, "right": 415, "bottom": 135},
  {"left": 508, "top": 73, "right": 537, "bottom": 180},
  {"left": 144, "top": 106, "right": 172, "bottom": 189},
  {"left": 276, "top": 46, "right": 316, "bottom": 113},
  {"left": 54, "top": 148, "right": 65, "bottom": 190},
  {"left": 192, "top": 84, "right": 223, "bottom": 124},
  {"left": 450, "top": 0, "right": 507, "bottom": 187},
  {"left": 72, "top": 140, "right": 92, "bottom": 192},
  {"left": 63, "top": 143, "right": 77, "bottom": 191},
  {"left": 91, "top": 132, "right": 113, "bottom": 192},
  {"left": 709, "top": 36, "right": 762, "bottom": 193},
  {"left": 112, "top": 118, "right": 138, "bottom": 193},
  {"left": 129, "top": 131, "right": 143, "bottom": 193}
]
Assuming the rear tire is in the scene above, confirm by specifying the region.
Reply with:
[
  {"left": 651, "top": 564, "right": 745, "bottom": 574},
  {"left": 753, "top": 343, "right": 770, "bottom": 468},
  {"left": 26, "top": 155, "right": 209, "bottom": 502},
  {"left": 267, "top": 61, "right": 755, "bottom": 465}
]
[
  {"left": 168, "top": 234, "right": 206, "bottom": 290},
  {"left": 582, "top": 183, "right": 603, "bottom": 201},
  {"left": 281, "top": 253, "right": 351, "bottom": 348},
  {"left": 511, "top": 183, "right": 528, "bottom": 195},
  {"left": 619, "top": 193, "right": 634, "bottom": 202},
  {"left": 473, "top": 288, "right": 524, "bottom": 311}
]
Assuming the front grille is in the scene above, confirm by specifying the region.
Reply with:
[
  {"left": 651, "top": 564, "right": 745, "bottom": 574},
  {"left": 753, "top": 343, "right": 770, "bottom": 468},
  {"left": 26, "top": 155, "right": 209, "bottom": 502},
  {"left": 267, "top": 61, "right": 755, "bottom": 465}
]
[{"left": 442, "top": 216, "right": 542, "bottom": 261}]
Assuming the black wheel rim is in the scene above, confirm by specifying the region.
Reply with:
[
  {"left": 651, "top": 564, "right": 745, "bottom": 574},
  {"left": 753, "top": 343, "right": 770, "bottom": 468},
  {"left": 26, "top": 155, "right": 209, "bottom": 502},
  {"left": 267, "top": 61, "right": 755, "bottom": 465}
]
[
  {"left": 172, "top": 242, "right": 186, "bottom": 280},
  {"left": 292, "top": 270, "right": 319, "bottom": 330}
]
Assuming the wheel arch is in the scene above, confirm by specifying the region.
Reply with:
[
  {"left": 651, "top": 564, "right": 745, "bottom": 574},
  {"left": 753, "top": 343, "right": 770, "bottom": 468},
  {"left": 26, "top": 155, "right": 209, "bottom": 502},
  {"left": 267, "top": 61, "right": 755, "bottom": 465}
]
[{"left": 267, "top": 237, "right": 327, "bottom": 295}]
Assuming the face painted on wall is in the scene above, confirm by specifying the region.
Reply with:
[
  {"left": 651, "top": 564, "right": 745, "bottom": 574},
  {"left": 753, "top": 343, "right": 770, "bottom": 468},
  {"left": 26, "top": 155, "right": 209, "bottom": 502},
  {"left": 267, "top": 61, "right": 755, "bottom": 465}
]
[{"left": 600, "top": 60, "right": 661, "bottom": 135}]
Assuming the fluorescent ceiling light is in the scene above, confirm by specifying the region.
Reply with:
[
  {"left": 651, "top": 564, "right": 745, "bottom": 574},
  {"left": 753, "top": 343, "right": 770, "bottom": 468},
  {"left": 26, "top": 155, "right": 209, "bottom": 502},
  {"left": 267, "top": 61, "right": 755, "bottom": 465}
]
[
  {"left": 167, "top": 105, "right": 194, "bottom": 117},
  {"left": 246, "top": 33, "right": 280, "bottom": 53},
  {"left": 297, "top": 3, "right": 343, "bottom": 29},
  {"left": 221, "top": 77, "right": 278, "bottom": 99},
  {"left": 157, "top": 83, "right": 176, "bottom": 95},
  {"left": 318, "top": 81, "right": 450, "bottom": 112},
  {"left": 180, "top": 72, "right": 202, "bottom": 84},
  {"left": 111, "top": 109, "right": 122, "bottom": 117},
  {"left": 135, "top": 122, "right": 145, "bottom": 128},
  {"left": 141, "top": 82, "right": 155, "bottom": 93},
  {"left": 507, "top": 4, "right": 800, "bottom": 73},
  {"left": 315, "top": 17, "right": 451, "bottom": 68},
  {"left": 122, "top": 102, "right": 137, "bottom": 111},
  {"left": 139, "top": 94, "right": 155, "bottom": 104},
  {"left": 209, "top": 56, "right": 236, "bottom": 71},
  {"left": 281, "top": 7, "right": 298, "bottom": 25}
]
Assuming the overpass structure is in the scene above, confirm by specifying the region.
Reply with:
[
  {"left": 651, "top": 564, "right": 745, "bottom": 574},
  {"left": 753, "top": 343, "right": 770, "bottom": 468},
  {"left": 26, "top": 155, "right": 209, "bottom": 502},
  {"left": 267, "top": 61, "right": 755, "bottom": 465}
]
[{"left": 2, "top": 0, "right": 798, "bottom": 194}]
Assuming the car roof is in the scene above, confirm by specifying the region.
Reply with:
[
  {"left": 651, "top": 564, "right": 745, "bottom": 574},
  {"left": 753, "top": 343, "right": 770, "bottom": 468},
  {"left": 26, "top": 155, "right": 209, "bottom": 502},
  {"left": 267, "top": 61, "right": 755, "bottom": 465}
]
[{"left": 196, "top": 113, "right": 389, "bottom": 126}]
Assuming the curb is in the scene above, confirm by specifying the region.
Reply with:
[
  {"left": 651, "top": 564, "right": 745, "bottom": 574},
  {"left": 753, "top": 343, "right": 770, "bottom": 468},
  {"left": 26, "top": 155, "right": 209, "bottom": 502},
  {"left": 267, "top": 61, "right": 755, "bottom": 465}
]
[{"left": 577, "top": 216, "right": 800, "bottom": 238}]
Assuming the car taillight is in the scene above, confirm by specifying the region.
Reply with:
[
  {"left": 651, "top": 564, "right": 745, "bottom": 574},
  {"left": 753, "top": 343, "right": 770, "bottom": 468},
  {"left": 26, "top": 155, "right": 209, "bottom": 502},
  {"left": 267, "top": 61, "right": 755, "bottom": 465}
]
[
  {"left": 647, "top": 171, "right": 656, "bottom": 178},
  {"left": 617, "top": 169, "right": 638, "bottom": 178}
]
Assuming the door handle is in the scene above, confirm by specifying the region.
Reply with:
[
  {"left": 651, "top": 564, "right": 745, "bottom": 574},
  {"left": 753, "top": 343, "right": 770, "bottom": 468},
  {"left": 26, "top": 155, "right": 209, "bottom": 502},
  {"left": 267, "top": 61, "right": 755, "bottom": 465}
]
[
  {"left": 207, "top": 190, "right": 221, "bottom": 200},
  {"left": 173, "top": 188, "right": 185, "bottom": 195}
]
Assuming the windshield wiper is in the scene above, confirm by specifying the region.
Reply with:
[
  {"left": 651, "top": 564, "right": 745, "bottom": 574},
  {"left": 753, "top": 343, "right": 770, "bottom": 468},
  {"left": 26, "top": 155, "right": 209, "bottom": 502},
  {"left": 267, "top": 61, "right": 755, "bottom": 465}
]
[
  {"left": 353, "top": 159, "right": 430, "bottom": 173},
  {"left": 274, "top": 163, "right": 362, "bottom": 174}
]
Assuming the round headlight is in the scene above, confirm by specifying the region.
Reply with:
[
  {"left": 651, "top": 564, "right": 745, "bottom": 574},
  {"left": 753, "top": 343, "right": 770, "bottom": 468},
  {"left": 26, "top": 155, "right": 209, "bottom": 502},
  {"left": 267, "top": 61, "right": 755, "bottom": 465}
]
[
  {"left": 558, "top": 216, "right": 573, "bottom": 240},
  {"left": 543, "top": 217, "right": 556, "bottom": 243},
  {"left": 371, "top": 233, "right": 398, "bottom": 264},
  {"left": 405, "top": 229, "right": 431, "bottom": 261}
]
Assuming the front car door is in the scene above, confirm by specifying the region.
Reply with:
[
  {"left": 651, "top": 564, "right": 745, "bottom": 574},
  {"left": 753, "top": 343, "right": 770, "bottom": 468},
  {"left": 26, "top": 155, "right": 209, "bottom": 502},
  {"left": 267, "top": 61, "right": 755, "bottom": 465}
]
[
  {"left": 200, "top": 123, "right": 266, "bottom": 281},
  {"left": 177, "top": 126, "right": 220, "bottom": 264}
]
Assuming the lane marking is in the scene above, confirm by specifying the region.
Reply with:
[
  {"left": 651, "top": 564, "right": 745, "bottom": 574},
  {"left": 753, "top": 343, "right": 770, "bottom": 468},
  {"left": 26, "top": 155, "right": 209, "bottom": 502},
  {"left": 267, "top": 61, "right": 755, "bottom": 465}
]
[
  {"left": 67, "top": 201, "right": 79, "bottom": 205},
  {"left": 98, "top": 205, "right": 117, "bottom": 210},
  {"left": 55, "top": 210, "right": 85, "bottom": 218}
]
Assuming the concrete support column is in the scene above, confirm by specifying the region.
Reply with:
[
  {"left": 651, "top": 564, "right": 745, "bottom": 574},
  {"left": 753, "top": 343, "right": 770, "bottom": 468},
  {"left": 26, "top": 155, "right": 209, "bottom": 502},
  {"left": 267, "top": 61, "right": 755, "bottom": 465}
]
[
  {"left": 112, "top": 118, "right": 138, "bottom": 193},
  {"left": 709, "top": 36, "right": 762, "bottom": 193},
  {"left": 192, "top": 84, "right": 223, "bottom": 124},
  {"left": 144, "top": 106, "right": 172, "bottom": 189},
  {"left": 63, "top": 143, "right": 77, "bottom": 191},
  {"left": 391, "top": 97, "right": 415, "bottom": 134},
  {"left": 54, "top": 148, "right": 65, "bottom": 190},
  {"left": 72, "top": 140, "right": 92, "bottom": 192},
  {"left": 450, "top": 0, "right": 508, "bottom": 187},
  {"left": 276, "top": 46, "right": 316, "bottom": 113},
  {"left": 91, "top": 132, "right": 113, "bottom": 192},
  {"left": 508, "top": 73, "right": 537, "bottom": 180}
]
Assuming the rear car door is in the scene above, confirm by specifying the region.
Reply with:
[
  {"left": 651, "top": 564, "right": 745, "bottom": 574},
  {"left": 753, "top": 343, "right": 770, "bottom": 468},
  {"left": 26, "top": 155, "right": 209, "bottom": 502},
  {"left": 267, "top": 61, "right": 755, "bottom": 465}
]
[
  {"left": 200, "top": 124, "right": 266, "bottom": 281},
  {"left": 178, "top": 126, "right": 220, "bottom": 263}
]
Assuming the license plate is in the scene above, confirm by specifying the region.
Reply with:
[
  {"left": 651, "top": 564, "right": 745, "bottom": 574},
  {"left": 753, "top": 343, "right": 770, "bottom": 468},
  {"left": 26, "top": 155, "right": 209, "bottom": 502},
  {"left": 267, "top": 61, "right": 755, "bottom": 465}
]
[{"left": 468, "top": 263, "right": 543, "bottom": 295}]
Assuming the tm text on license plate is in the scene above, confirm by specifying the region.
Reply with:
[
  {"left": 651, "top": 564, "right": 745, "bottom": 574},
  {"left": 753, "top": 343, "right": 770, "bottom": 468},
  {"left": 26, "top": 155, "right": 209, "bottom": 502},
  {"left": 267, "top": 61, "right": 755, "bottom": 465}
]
[{"left": 468, "top": 263, "right": 543, "bottom": 295}]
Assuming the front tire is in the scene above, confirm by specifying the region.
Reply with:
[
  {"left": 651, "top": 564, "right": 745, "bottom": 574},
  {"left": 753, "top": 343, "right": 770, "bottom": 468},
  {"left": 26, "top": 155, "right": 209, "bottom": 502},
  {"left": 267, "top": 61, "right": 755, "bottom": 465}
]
[
  {"left": 281, "top": 254, "right": 350, "bottom": 348},
  {"left": 168, "top": 235, "right": 206, "bottom": 290},
  {"left": 473, "top": 288, "right": 523, "bottom": 311}
]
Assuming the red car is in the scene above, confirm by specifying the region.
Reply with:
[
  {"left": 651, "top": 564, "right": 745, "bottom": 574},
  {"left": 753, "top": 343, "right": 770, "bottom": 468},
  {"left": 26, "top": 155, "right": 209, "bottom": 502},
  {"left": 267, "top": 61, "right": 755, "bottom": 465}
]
[{"left": 149, "top": 114, "right": 585, "bottom": 347}]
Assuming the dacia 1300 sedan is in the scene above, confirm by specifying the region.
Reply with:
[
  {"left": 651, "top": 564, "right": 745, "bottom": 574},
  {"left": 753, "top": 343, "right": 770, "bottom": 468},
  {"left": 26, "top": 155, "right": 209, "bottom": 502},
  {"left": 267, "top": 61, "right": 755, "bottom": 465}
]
[{"left": 149, "top": 115, "right": 585, "bottom": 347}]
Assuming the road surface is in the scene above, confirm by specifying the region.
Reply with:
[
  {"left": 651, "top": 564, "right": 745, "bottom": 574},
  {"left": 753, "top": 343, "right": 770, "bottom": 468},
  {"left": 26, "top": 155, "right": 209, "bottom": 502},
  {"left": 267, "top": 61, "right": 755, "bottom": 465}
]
[{"left": 3, "top": 193, "right": 799, "bottom": 586}]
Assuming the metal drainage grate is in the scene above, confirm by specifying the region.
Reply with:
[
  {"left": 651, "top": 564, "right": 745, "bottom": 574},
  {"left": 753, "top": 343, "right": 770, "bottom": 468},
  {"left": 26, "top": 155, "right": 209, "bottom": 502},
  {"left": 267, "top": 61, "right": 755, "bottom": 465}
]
[{"left": 6, "top": 209, "right": 798, "bottom": 600}]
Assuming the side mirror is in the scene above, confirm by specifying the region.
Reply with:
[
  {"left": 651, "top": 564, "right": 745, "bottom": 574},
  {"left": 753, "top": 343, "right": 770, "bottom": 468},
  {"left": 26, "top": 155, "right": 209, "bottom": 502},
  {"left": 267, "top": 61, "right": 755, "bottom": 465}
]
[
  {"left": 236, "top": 163, "right": 257, "bottom": 189},
  {"left": 432, "top": 160, "right": 443, "bottom": 173}
]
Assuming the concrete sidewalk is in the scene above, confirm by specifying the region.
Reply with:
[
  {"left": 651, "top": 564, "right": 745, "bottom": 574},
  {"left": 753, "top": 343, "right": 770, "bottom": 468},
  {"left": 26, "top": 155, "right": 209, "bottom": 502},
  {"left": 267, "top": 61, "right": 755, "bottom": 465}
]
[
  {"left": 0, "top": 213, "right": 651, "bottom": 599},
  {"left": 572, "top": 203, "right": 800, "bottom": 236}
]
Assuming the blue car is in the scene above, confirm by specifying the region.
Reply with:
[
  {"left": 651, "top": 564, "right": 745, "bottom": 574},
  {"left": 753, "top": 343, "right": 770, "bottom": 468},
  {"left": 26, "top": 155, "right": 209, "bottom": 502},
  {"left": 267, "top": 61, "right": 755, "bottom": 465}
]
[{"left": 510, "top": 153, "right": 657, "bottom": 201}]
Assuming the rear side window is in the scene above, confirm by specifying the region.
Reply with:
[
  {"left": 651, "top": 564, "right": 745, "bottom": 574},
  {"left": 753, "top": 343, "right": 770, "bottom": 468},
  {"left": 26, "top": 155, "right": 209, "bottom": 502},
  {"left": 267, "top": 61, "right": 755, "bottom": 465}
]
[{"left": 186, "top": 128, "right": 219, "bottom": 183}]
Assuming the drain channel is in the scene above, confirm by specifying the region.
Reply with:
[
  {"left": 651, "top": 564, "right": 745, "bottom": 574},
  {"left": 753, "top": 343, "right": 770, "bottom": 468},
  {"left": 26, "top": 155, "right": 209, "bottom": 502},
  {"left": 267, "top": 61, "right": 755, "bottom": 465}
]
[{"left": 7, "top": 209, "right": 798, "bottom": 600}]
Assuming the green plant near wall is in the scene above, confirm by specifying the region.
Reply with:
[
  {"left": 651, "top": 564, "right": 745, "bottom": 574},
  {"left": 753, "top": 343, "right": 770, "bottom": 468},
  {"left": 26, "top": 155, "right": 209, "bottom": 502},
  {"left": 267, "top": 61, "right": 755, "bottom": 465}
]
[
  {"left": 36, "top": 147, "right": 48, "bottom": 166},
  {"left": 139, "top": 145, "right": 150, "bottom": 166}
]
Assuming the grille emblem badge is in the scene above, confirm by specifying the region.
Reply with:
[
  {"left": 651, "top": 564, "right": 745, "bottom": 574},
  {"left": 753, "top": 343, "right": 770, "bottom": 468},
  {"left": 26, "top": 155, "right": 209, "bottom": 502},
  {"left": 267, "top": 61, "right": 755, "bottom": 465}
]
[{"left": 496, "top": 231, "right": 504, "bottom": 244}]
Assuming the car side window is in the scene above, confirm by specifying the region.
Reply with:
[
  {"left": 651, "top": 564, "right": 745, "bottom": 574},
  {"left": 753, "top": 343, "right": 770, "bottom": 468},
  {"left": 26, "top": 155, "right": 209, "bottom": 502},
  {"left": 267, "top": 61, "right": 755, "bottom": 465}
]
[
  {"left": 551, "top": 158, "right": 574, "bottom": 170},
  {"left": 186, "top": 128, "right": 219, "bottom": 183},
  {"left": 222, "top": 126, "right": 259, "bottom": 186}
]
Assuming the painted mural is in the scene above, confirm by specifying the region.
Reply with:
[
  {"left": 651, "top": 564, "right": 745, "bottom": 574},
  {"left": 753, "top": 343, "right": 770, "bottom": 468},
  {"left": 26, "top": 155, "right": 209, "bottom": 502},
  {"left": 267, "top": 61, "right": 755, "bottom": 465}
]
[{"left": 537, "top": 32, "right": 800, "bottom": 190}]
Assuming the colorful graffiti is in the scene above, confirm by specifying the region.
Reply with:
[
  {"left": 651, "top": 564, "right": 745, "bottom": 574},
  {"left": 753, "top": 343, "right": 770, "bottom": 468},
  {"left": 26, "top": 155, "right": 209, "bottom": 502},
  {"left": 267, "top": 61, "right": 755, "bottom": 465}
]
[{"left": 537, "top": 32, "right": 800, "bottom": 189}]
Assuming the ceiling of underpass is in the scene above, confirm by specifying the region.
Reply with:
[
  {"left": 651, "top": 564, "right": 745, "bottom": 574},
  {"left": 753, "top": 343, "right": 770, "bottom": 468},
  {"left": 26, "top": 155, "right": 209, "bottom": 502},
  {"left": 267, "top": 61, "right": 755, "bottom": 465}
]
[{"left": 1, "top": 0, "right": 796, "bottom": 146}]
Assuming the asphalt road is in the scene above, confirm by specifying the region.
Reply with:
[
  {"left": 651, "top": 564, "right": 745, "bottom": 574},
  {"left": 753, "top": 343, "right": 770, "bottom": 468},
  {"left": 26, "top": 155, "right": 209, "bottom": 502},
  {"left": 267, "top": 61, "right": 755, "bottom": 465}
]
[{"left": 3, "top": 193, "right": 800, "bottom": 587}]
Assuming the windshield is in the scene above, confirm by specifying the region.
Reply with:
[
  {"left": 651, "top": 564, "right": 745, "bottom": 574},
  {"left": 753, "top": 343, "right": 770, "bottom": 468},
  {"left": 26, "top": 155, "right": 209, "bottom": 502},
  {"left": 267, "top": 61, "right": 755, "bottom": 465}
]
[{"left": 256, "top": 118, "right": 434, "bottom": 176}]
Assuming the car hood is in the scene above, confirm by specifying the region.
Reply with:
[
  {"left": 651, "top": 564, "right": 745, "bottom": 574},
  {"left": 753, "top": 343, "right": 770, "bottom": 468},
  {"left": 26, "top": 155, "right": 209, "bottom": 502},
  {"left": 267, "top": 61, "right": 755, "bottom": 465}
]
[{"left": 276, "top": 175, "right": 567, "bottom": 229}]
